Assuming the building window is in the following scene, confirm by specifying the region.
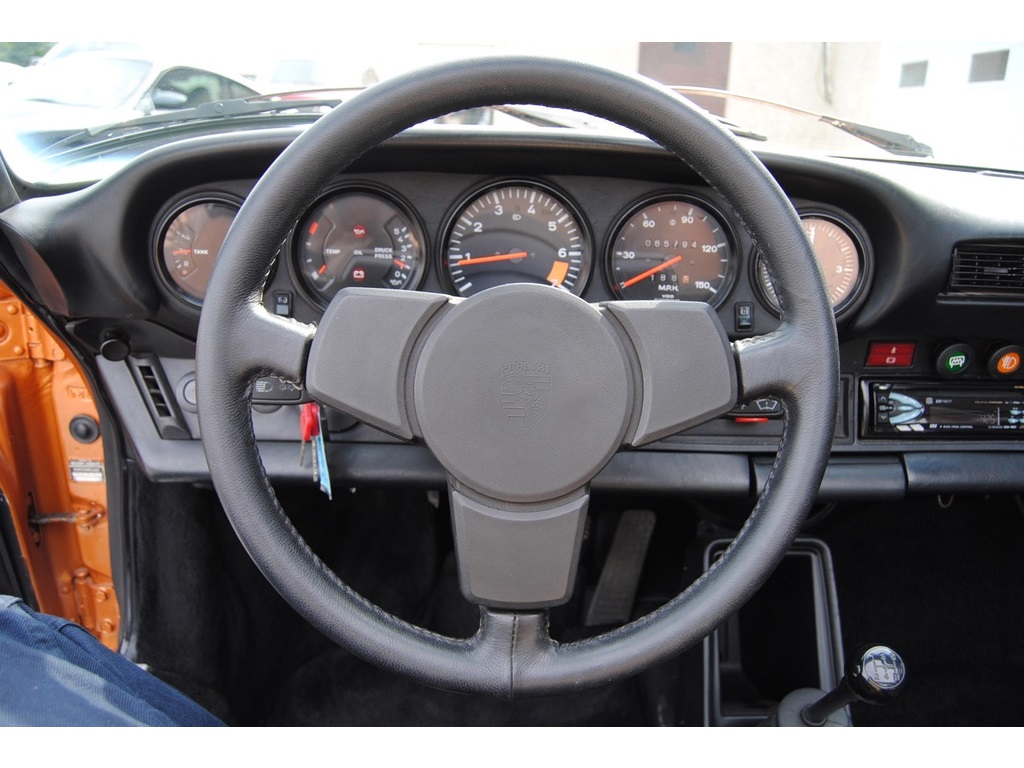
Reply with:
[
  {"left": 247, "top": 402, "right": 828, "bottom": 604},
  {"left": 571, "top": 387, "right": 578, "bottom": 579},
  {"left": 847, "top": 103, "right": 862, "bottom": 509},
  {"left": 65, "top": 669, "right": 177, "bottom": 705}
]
[
  {"left": 969, "top": 50, "right": 1009, "bottom": 82},
  {"left": 900, "top": 61, "right": 928, "bottom": 88}
]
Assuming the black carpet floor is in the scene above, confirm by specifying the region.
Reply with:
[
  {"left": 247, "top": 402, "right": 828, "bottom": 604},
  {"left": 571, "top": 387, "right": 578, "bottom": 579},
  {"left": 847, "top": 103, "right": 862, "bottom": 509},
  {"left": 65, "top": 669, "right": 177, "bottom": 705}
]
[
  {"left": 129, "top": 475, "right": 1024, "bottom": 725},
  {"left": 813, "top": 494, "right": 1024, "bottom": 726}
]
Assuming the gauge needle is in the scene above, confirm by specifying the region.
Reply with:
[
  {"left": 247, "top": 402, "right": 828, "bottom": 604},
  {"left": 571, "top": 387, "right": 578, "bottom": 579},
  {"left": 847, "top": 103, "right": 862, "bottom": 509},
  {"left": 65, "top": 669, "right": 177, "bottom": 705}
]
[
  {"left": 393, "top": 259, "right": 409, "bottom": 269},
  {"left": 457, "top": 251, "right": 528, "bottom": 266},
  {"left": 620, "top": 255, "right": 683, "bottom": 289}
]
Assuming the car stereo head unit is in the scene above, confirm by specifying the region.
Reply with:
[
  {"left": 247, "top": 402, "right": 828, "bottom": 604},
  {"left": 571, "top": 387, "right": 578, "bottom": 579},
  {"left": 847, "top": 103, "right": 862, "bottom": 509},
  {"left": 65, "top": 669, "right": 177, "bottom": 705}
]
[{"left": 865, "top": 381, "right": 1024, "bottom": 438}]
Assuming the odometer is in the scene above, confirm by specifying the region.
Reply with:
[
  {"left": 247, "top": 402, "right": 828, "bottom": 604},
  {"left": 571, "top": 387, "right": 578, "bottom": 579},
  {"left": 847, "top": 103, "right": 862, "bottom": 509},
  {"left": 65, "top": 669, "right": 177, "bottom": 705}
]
[
  {"left": 607, "top": 197, "right": 736, "bottom": 305},
  {"left": 443, "top": 182, "right": 591, "bottom": 297}
]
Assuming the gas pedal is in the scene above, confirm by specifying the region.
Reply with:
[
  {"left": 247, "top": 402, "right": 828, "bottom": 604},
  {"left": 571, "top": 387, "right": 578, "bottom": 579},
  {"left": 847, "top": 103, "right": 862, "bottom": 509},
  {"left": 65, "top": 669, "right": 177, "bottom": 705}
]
[{"left": 584, "top": 509, "right": 656, "bottom": 627}]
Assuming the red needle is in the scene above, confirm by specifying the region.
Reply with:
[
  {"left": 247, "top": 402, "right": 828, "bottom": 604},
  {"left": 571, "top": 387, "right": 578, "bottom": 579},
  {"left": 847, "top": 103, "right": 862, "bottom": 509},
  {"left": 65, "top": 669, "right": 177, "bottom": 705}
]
[
  {"left": 457, "top": 251, "right": 528, "bottom": 266},
  {"left": 393, "top": 259, "right": 409, "bottom": 269},
  {"left": 620, "top": 255, "right": 683, "bottom": 289}
]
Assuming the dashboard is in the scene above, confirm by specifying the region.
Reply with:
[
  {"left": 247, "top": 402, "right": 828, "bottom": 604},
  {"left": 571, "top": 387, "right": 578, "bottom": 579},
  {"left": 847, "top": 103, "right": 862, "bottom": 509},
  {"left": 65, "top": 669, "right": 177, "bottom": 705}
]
[{"left": 3, "top": 127, "right": 1023, "bottom": 499}]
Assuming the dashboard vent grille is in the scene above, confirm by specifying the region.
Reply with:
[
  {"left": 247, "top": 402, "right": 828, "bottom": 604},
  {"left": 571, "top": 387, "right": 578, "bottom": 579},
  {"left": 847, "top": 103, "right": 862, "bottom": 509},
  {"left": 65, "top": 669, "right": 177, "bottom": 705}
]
[
  {"left": 137, "top": 364, "right": 171, "bottom": 417},
  {"left": 948, "top": 241, "right": 1024, "bottom": 296},
  {"left": 126, "top": 354, "right": 189, "bottom": 439}
]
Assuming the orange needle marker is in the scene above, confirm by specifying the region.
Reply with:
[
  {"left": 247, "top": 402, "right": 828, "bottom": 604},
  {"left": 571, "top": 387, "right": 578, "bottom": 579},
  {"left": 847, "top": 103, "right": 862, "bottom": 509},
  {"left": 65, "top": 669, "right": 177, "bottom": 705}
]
[
  {"left": 620, "top": 255, "right": 683, "bottom": 289},
  {"left": 457, "top": 251, "right": 528, "bottom": 266}
]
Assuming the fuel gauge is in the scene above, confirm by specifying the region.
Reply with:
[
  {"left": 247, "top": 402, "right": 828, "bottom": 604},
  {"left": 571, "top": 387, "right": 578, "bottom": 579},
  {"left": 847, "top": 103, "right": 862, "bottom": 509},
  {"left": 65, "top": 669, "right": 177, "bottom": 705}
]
[{"left": 159, "top": 197, "right": 240, "bottom": 304}]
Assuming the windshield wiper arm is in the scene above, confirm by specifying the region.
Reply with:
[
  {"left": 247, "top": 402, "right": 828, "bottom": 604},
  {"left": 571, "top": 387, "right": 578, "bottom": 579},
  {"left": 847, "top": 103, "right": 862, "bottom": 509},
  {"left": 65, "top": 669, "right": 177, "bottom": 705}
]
[
  {"left": 46, "top": 96, "right": 344, "bottom": 152},
  {"left": 669, "top": 86, "right": 933, "bottom": 158},
  {"left": 493, "top": 103, "right": 767, "bottom": 142},
  {"left": 815, "top": 116, "right": 933, "bottom": 158}
]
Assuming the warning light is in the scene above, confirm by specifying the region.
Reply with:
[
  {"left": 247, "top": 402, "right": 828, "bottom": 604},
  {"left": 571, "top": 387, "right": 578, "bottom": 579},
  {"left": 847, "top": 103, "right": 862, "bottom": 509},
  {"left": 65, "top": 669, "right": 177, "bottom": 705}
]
[
  {"left": 352, "top": 268, "right": 366, "bottom": 281},
  {"left": 353, "top": 225, "right": 367, "bottom": 238}
]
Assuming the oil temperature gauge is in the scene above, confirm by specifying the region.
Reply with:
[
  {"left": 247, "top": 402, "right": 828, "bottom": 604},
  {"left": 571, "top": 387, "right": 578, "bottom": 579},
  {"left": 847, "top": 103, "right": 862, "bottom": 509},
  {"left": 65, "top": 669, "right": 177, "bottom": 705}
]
[
  {"left": 755, "top": 213, "right": 866, "bottom": 316},
  {"left": 294, "top": 188, "right": 426, "bottom": 305}
]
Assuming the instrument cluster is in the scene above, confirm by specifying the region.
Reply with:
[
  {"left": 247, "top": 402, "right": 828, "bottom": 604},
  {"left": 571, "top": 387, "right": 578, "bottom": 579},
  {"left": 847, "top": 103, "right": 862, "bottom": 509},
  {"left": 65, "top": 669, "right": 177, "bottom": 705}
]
[{"left": 153, "top": 176, "right": 872, "bottom": 322}]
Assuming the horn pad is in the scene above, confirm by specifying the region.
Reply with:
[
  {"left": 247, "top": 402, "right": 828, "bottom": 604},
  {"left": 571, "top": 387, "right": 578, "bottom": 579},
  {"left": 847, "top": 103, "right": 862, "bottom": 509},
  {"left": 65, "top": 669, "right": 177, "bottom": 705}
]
[{"left": 413, "top": 284, "right": 633, "bottom": 504}]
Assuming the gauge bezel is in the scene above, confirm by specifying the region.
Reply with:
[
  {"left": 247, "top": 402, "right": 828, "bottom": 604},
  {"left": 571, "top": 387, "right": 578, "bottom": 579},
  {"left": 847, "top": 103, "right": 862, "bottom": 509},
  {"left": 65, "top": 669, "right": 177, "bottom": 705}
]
[
  {"left": 603, "top": 192, "right": 739, "bottom": 308},
  {"left": 751, "top": 206, "right": 872, "bottom": 320},
  {"left": 439, "top": 178, "right": 593, "bottom": 298},
  {"left": 152, "top": 192, "right": 244, "bottom": 307},
  {"left": 288, "top": 182, "right": 430, "bottom": 309}
]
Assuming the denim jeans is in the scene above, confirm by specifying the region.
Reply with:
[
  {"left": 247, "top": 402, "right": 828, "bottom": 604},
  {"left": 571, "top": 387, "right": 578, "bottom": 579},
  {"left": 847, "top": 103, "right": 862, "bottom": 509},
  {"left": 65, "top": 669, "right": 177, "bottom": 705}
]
[{"left": 0, "top": 595, "right": 224, "bottom": 726}]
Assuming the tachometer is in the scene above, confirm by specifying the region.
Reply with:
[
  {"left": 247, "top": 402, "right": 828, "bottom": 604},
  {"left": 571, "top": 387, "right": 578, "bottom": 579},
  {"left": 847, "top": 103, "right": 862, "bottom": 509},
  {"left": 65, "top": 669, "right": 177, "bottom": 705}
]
[
  {"left": 442, "top": 182, "right": 591, "bottom": 297},
  {"left": 606, "top": 196, "right": 736, "bottom": 305},
  {"left": 294, "top": 187, "right": 426, "bottom": 305}
]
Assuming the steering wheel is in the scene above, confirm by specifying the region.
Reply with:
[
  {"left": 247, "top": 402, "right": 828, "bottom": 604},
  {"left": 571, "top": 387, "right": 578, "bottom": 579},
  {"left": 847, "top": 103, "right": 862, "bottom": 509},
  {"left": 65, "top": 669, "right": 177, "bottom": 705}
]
[{"left": 196, "top": 58, "right": 838, "bottom": 697}]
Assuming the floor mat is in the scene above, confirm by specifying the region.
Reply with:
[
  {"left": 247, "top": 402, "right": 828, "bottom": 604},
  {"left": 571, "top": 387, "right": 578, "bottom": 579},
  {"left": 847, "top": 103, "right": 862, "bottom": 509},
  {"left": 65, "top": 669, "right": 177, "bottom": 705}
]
[
  {"left": 814, "top": 495, "right": 1024, "bottom": 726},
  {"left": 267, "top": 648, "right": 648, "bottom": 726}
]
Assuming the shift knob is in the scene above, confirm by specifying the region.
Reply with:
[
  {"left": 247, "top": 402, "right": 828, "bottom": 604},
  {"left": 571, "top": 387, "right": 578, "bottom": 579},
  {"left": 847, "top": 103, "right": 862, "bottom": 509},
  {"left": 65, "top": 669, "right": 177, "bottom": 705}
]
[
  {"left": 801, "top": 644, "right": 906, "bottom": 725},
  {"left": 846, "top": 645, "right": 906, "bottom": 702}
]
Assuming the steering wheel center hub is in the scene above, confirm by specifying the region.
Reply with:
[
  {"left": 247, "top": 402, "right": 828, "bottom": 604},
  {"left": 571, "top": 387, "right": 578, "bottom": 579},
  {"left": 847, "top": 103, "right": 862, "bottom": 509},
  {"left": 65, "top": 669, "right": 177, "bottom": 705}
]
[{"left": 413, "top": 284, "right": 633, "bottom": 504}]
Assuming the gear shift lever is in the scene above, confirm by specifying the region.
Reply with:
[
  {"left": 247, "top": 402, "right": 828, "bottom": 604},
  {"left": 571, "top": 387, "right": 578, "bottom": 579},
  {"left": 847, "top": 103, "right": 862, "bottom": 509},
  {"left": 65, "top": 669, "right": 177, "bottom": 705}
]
[{"left": 771, "top": 645, "right": 906, "bottom": 727}]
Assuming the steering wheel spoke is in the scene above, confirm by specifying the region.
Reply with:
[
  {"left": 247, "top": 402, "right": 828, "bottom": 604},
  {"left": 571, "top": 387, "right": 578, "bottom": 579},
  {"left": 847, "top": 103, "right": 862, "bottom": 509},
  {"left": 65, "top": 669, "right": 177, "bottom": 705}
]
[
  {"left": 196, "top": 296, "right": 314, "bottom": 403},
  {"left": 233, "top": 303, "right": 316, "bottom": 384},
  {"left": 305, "top": 288, "right": 449, "bottom": 440},
  {"left": 604, "top": 301, "right": 737, "bottom": 447},
  {"left": 450, "top": 482, "right": 589, "bottom": 609},
  {"left": 733, "top": 326, "right": 821, "bottom": 403}
]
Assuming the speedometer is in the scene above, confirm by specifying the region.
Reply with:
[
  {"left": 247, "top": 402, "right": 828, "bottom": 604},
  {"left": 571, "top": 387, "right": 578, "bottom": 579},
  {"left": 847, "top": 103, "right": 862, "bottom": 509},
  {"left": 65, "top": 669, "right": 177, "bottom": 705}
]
[
  {"left": 606, "top": 196, "right": 736, "bottom": 305},
  {"left": 442, "top": 182, "right": 591, "bottom": 297}
]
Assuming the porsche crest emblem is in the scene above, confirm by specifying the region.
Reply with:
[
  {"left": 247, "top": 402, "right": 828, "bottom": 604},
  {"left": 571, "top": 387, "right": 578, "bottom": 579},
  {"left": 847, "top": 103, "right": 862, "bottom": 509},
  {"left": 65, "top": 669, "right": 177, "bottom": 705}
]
[{"left": 500, "top": 361, "right": 552, "bottom": 428}]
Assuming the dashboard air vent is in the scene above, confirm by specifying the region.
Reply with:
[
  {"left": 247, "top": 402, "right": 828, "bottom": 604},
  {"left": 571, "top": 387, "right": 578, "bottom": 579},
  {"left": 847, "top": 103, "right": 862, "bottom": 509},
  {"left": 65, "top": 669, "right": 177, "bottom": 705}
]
[
  {"left": 137, "top": 364, "right": 171, "bottom": 417},
  {"left": 948, "top": 241, "right": 1024, "bottom": 297},
  {"left": 127, "top": 354, "right": 189, "bottom": 439}
]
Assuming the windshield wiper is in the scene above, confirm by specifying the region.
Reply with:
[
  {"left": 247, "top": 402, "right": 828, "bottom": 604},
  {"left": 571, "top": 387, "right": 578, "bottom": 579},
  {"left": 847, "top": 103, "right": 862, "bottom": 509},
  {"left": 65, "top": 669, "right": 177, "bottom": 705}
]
[
  {"left": 669, "top": 86, "right": 933, "bottom": 158},
  {"left": 493, "top": 103, "right": 767, "bottom": 142},
  {"left": 44, "top": 96, "right": 345, "bottom": 153}
]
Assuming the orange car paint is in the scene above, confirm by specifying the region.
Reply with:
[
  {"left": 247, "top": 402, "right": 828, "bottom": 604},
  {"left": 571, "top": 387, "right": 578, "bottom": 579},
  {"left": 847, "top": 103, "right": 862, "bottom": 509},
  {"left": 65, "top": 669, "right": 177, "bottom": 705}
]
[{"left": 0, "top": 280, "right": 119, "bottom": 649}]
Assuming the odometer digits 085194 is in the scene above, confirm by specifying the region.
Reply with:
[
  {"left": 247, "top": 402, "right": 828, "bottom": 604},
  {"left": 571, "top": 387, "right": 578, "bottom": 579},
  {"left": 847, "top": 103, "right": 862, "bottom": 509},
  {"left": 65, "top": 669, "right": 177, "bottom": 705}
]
[{"left": 607, "top": 197, "right": 736, "bottom": 305}]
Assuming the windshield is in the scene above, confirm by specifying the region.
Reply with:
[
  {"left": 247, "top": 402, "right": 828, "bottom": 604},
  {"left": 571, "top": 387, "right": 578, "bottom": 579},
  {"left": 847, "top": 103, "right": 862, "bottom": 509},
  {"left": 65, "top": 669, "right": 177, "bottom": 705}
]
[
  {"left": 2, "top": 41, "right": 1022, "bottom": 185},
  {"left": 6, "top": 55, "right": 151, "bottom": 108}
]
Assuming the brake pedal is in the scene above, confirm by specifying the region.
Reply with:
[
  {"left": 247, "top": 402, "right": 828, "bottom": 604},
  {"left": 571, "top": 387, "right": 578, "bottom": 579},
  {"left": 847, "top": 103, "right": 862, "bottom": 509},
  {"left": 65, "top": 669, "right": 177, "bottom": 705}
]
[{"left": 584, "top": 509, "right": 656, "bottom": 626}]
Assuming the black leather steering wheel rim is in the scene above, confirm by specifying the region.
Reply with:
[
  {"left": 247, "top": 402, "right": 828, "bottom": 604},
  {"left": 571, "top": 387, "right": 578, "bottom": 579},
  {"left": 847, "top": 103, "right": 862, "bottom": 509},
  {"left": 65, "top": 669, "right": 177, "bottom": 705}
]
[{"left": 196, "top": 57, "right": 839, "bottom": 697}]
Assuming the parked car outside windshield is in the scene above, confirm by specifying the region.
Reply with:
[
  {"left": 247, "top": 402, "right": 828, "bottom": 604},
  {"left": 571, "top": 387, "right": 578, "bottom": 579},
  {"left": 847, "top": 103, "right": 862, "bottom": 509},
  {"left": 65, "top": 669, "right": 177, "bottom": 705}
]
[{"left": 1, "top": 50, "right": 260, "bottom": 152}]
